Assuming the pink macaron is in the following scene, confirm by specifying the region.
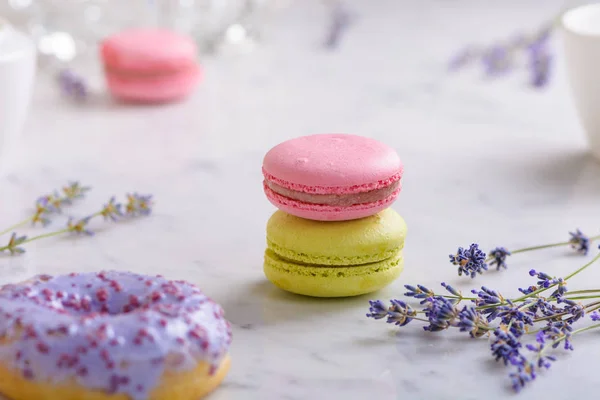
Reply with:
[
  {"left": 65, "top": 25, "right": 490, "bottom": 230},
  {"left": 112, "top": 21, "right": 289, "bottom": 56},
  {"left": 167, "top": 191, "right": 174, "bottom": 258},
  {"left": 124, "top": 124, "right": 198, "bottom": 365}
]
[
  {"left": 100, "top": 29, "right": 201, "bottom": 103},
  {"left": 262, "top": 134, "right": 403, "bottom": 221}
]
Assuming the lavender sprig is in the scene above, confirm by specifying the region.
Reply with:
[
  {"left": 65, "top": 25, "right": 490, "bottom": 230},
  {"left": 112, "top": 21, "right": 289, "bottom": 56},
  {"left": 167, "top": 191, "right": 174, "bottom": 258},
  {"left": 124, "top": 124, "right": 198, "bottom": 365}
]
[
  {"left": 0, "top": 181, "right": 91, "bottom": 236},
  {"left": 0, "top": 192, "right": 153, "bottom": 255},
  {"left": 449, "top": 22, "right": 555, "bottom": 88},
  {"left": 453, "top": 229, "right": 598, "bottom": 278},
  {"left": 367, "top": 244, "right": 600, "bottom": 393}
]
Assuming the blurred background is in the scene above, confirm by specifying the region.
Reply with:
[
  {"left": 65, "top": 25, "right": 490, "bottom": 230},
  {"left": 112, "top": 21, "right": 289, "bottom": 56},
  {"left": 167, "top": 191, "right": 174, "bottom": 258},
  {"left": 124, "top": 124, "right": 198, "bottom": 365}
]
[
  {"left": 1, "top": 0, "right": 287, "bottom": 71},
  {"left": 3, "top": 0, "right": 598, "bottom": 176}
]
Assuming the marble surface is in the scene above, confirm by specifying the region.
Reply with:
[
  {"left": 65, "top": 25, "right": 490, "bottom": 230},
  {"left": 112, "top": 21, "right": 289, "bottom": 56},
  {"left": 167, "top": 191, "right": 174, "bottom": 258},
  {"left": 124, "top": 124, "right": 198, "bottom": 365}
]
[{"left": 2, "top": 0, "right": 600, "bottom": 399}]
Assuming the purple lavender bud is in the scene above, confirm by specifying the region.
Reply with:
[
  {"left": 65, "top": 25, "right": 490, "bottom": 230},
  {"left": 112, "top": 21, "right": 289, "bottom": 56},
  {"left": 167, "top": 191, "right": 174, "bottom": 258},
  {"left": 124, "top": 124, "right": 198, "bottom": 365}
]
[
  {"left": 482, "top": 45, "right": 512, "bottom": 76},
  {"left": 448, "top": 47, "right": 475, "bottom": 71},
  {"left": 489, "top": 247, "right": 511, "bottom": 270},
  {"left": 324, "top": 3, "right": 352, "bottom": 50},
  {"left": 366, "top": 300, "right": 388, "bottom": 320},
  {"left": 569, "top": 229, "right": 590, "bottom": 255},
  {"left": 57, "top": 69, "right": 88, "bottom": 100}
]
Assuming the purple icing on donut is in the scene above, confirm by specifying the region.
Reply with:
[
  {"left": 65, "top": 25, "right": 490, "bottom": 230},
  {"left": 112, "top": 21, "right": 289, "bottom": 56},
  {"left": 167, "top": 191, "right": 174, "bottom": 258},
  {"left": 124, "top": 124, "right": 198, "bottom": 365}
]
[{"left": 0, "top": 271, "right": 232, "bottom": 400}]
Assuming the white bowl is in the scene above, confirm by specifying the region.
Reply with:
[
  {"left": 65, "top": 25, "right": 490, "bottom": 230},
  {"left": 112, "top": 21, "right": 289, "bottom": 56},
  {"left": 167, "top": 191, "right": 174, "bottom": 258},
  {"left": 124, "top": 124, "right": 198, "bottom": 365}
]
[{"left": 0, "top": 18, "right": 36, "bottom": 171}]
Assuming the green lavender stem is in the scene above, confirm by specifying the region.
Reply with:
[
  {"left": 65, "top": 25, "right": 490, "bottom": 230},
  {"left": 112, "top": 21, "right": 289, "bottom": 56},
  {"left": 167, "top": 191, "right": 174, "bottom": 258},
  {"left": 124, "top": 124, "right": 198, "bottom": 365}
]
[
  {"left": 515, "top": 252, "right": 600, "bottom": 303},
  {"left": 0, "top": 211, "right": 103, "bottom": 253},
  {"left": 485, "top": 234, "right": 600, "bottom": 262},
  {"left": 0, "top": 219, "right": 31, "bottom": 237},
  {"left": 565, "top": 289, "right": 600, "bottom": 295},
  {"left": 473, "top": 252, "right": 600, "bottom": 313},
  {"left": 0, "top": 229, "right": 69, "bottom": 252}
]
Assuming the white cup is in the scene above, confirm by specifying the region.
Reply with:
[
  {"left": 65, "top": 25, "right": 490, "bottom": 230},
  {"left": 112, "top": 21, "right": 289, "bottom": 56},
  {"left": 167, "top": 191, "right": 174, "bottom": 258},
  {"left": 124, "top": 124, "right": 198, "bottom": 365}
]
[
  {"left": 562, "top": 4, "right": 600, "bottom": 160},
  {"left": 0, "top": 18, "right": 36, "bottom": 171}
]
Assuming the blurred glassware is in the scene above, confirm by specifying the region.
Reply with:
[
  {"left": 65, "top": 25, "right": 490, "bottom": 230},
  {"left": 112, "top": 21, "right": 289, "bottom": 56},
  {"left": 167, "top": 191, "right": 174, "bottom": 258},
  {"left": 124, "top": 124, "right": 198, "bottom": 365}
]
[
  {"left": 163, "top": 0, "right": 281, "bottom": 54},
  {"left": 0, "top": 18, "right": 36, "bottom": 176},
  {"left": 2, "top": 0, "right": 153, "bottom": 68},
  {"left": 3, "top": 0, "right": 284, "bottom": 67}
]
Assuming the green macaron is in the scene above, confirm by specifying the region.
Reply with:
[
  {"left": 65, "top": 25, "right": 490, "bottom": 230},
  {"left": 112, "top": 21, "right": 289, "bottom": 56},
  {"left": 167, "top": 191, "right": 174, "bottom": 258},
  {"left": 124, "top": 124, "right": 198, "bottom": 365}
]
[{"left": 264, "top": 208, "right": 407, "bottom": 297}]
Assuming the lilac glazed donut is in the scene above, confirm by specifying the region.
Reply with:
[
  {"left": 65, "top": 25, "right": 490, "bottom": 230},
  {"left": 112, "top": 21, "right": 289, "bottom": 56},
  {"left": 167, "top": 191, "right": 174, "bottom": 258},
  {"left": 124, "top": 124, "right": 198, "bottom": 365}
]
[{"left": 0, "top": 271, "right": 232, "bottom": 400}]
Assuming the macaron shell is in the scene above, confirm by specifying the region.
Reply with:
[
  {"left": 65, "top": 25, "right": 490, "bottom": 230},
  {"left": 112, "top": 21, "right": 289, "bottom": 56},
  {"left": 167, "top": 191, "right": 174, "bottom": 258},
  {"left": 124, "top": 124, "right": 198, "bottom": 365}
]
[
  {"left": 266, "top": 208, "right": 407, "bottom": 265},
  {"left": 262, "top": 134, "right": 403, "bottom": 194},
  {"left": 105, "top": 67, "right": 201, "bottom": 103},
  {"left": 264, "top": 182, "right": 400, "bottom": 221},
  {"left": 101, "top": 29, "right": 198, "bottom": 72},
  {"left": 264, "top": 249, "right": 404, "bottom": 297}
]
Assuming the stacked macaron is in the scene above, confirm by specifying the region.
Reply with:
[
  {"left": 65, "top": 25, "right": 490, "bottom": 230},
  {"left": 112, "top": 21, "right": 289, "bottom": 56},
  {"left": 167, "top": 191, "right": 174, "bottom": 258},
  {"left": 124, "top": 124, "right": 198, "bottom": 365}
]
[{"left": 262, "top": 133, "right": 407, "bottom": 297}]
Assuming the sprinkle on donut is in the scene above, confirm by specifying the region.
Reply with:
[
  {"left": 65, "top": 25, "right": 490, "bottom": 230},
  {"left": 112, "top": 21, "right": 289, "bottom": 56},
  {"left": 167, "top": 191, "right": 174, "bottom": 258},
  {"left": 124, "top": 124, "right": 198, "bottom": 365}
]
[{"left": 0, "top": 271, "right": 232, "bottom": 400}]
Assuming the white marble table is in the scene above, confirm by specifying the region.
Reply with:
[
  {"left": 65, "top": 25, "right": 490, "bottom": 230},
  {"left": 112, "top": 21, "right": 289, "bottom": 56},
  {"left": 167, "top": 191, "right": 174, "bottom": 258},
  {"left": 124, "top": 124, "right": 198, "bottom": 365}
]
[{"left": 2, "top": 0, "right": 600, "bottom": 399}]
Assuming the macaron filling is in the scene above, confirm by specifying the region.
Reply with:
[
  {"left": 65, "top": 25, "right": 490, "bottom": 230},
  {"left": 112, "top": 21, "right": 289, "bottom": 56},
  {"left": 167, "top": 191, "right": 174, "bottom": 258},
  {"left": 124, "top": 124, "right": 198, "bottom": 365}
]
[
  {"left": 267, "top": 239, "right": 402, "bottom": 266},
  {"left": 265, "top": 248, "right": 403, "bottom": 273},
  {"left": 262, "top": 169, "right": 402, "bottom": 195},
  {"left": 104, "top": 64, "right": 199, "bottom": 79},
  {"left": 263, "top": 180, "right": 401, "bottom": 207}
]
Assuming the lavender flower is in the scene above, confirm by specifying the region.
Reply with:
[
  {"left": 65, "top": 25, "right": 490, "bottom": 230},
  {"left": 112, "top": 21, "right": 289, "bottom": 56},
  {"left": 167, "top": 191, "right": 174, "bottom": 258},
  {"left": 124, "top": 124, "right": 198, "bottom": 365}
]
[
  {"left": 100, "top": 197, "right": 123, "bottom": 221},
  {"left": 569, "top": 229, "right": 590, "bottom": 255},
  {"left": 404, "top": 284, "right": 435, "bottom": 303},
  {"left": 67, "top": 217, "right": 94, "bottom": 236},
  {"left": 482, "top": 45, "right": 512, "bottom": 75},
  {"left": 489, "top": 247, "right": 511, "bottom": 270},
  {"left": 31, "top": 197, "right": 54, "bottom": 226},
  {"left": 529, "top": 270, "right": 560, "bottom": 289},
  {"left": 495, "top": 302, "right": 535, "bottom": 337},
  {"left": 448, "top": 47, "right": 475, "bottom": 70},
  {"left": 471, "top": 286, "right": 504, "bottom": 307},
  {"left": 590, "top": 311, "right": 600, "bottom": 321},
  {"left": 491, "top": 327, "right": 523, "bottom": 366},
  {"left": 62, "top": 181, "right": 91, "bottom": 201},
  {"left": 510, "top": 361, "right": 537, "bottom": 393},
  {"left": 525, "top": 332, "right": 556, "bottom": 369},
  {"left": 545, "top": 321, "right": 573, "bottom": 350},
  {"left": 366, "top": 299, "right": 417, "bottom": 326},
  {"left": 125, "top": 193, "right": 153, "bottom": 216},
  {"left": 529, "top": 297, "right": 553, "bottom": 315},
  {"left": 57, "top": 69, "right": 87, "bottom": 100},
  {"left": 423, "top": 297, "right": 459, "bottom": 332},
  {"left": 550, "top": 278, "right": 568, "bottom": 299},
  {"left": 43, "top": 191, "right": 64, "bottom": 212},
  {"left": 561, "top": 299, "right": 585, "bottom": 323},
  {"left": 366, "top": 300, "right": 388, "bottom": 320},
  {"left": 449, "top": 21, "right": 556, "bottom": 89},
  {"left": 457, "top": 306, "right": 489, "bottom": 338},
  {"left": 527, "top": 27, "right": 553, "bottom": 88},
  {"left": 450, "top": 243, "right": 488, "bottom": 278},
  {"left": 324, "top": 2, "right": 352, "bottom": 50},
  {"left": 518, "top": 285, "right": 538, "bottom": 295},
  {"left": 441, "top": 282, "right": 462, "bottom": 297},
  {"left": 3, "top": 233, "right": 27, "bottom": 255},
  {"left": 387, "top": 300, "right": 416, "bottom": 327},
  {"left": 31, "top": 181, "right": 90, "bottom": 224},
  {"left": 529, "top": 47, "right": 552, "bottom": 88}
]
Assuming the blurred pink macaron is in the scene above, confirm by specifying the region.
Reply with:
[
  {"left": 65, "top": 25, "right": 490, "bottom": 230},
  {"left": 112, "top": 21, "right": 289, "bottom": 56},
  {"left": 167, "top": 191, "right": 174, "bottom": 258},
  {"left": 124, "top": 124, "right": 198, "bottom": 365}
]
[
  {"left": 100, "top": 29, "right": 201, "bottom": 103},
  {"left": 262, "top": 133, "right": 403, "bottom": 221}
]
